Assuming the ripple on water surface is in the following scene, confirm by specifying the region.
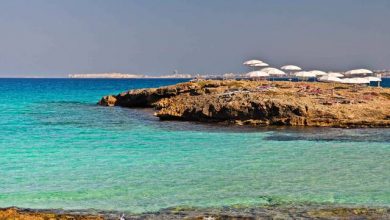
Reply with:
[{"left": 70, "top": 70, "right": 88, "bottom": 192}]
[{"left": 0, "top": 79, "right": 389, "bottom": 213}]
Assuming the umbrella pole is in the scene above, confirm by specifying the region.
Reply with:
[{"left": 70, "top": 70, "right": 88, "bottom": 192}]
[{"left": 332, "top": 83, "right": 335, "bottom": 97}]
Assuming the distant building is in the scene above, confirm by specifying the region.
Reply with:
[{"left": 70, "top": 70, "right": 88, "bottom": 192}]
[
  {"left": 154, "top": 73, "right": 192, "bottom": 78},
  {"left": 374, "top": 70, "right": 390, "bottom": 77}
]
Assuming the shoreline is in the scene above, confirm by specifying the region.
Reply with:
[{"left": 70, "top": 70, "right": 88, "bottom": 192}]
[{"left": 2, "top": 204, "right": 390, "bottom": 219}]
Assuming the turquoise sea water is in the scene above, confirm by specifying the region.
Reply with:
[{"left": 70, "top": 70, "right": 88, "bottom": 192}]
[{"left": 0, "top": 78, "right": 389, "bottom": 213}]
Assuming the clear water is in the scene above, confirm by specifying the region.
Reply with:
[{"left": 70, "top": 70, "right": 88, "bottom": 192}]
[{"left": 0, "top": 78, "right": 389, "bottom": 213}]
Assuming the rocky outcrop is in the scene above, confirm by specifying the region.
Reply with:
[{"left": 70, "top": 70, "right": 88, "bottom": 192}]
[
  {"left": 155, "top": 93, "right": 309, "bottom": 125},
  {"left": 2, "top": 206, "right": 390, "bottom": 220},
  {"left": 0, "top": 207, "right": 104, "bottom": 220},
  {"left": 98, "top": 80, "right": 390, "bottom": 128},
  {"left": 98, "top": 82, "right": 202, "bottom": 107}
]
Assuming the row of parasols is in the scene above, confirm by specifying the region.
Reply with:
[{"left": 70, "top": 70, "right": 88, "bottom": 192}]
[{"left": 241, "top": 59, "right": 382, "bottom": 85}]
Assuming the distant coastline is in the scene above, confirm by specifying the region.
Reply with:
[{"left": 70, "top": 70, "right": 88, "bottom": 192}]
[
  {"left": 68, "top": 73, "right": 193, "bottom": 79},
  {"left": 0, "top": 71, "right": 389, "bottom": 79}
]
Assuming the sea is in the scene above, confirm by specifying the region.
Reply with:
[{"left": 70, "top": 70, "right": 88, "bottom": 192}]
[{"left": 0, "top": 78, "right": 389, "bottom": 213}]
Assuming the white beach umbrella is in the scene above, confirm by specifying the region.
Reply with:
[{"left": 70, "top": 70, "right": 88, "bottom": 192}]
[
  {"left": 327, "top": 72, "right": 344, "bottom": 78},
  {"left": 318, "top": 75, "right": 342, "bottom": 83},
  {"left": 251, "top": 62, "right": 269, "bottom": 67},
  {"left": 281, "top": 65, "right": 302, "bottom": 71},
  {"left": 345, "top": 69, "right": 373, "bottom": 75},
  {"left": 261, "top": 67, "right": 286, "bottom": 75},
  {"left": 365, "top": 76, "right": 382, "bottom": 87},
  {"left": 364, "top": 76, "right": 382, "bottom": 82},
  {"left": 341, "top": 78, "right": 370, "bottom": 84},
  {"left": 294, "top": 71, "right": 317, "bottom": 78},
  {"left": 340, "top": 78, "right": 355, "bottom": 84},
  {"left": 356, "top": 78, "right": 371, "bottom": 83},
  {"left": 246, "top": 71, "right": 269, "bottom": 78},
  {"left": 243, "top": 59, "right": 264, "bottom": 66},
  {"left": 309, "top": 70, "right": 327, "bottom": 76}
]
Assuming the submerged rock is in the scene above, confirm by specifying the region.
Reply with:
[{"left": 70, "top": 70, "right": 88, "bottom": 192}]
[
  {"left": 98, "top": 80, "right": 390, "bottom": 128},
  {"left": 98, "top": 95, "right": 117, "bottom": 107}
]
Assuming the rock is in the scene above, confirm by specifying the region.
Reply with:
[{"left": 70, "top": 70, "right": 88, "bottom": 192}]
[
  {"left": 98, "top": 80, "right": 390, "bottom": 128},
  {"left": 2, "top": 206, "right": 390, "bottom": 220},
  {"left": 0, "top": 207, "right": 104, "bottom": 220},
  {"left": 98, "top": 95, "right": 117, "bottom": 107}
]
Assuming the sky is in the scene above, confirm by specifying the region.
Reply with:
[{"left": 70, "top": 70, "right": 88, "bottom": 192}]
[{"left": 0, "top": 0, "right": 389, "bottom": 77}]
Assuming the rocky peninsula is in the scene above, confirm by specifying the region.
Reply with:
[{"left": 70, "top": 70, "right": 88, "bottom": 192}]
[{"left": 98, "top": 80, "right": 390, "bottom": 128}]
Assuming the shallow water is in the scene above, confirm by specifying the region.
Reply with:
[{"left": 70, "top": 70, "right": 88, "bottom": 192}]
[{"left": 0, "top": 78, "right": 389, "bottom": 213}]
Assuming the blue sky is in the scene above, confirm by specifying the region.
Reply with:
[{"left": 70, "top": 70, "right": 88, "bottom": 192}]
[{"left": 0, "top": 0, "right": 389, "bottom": 77}]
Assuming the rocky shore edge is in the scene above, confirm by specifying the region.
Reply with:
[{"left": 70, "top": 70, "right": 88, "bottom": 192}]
[
  {"left": 98, "top": 80, "right": 390, "bottom": 128},
  {"left": 2, "top": 205, "right": 390, "bottom": 220}
]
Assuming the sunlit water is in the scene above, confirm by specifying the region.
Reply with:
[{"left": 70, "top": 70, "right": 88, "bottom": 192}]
[{"left": 0, "top": 78, "right": 389, "bottom": 213}]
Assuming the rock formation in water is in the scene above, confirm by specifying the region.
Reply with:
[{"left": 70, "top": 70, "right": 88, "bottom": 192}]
[{"left": 99, "top": 80, "right": 390, "bottom": 128}]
